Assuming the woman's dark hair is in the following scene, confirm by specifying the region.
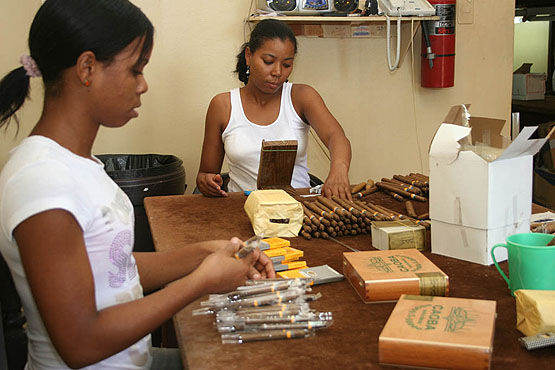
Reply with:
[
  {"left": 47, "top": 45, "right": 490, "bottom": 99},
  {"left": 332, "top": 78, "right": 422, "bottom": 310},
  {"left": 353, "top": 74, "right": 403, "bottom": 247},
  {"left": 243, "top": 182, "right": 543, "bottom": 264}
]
[
  {"left": 235, "top": 19, "right": 297, "bottom": 84},
  {"left": 0, "top": 0, "right": 154, "bottom": 130}
]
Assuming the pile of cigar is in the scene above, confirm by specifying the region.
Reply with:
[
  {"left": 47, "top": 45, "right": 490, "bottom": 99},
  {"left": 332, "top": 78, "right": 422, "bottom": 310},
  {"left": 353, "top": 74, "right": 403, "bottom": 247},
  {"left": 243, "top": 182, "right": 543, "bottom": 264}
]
[
  {"left": 299, "top": 196, "right": 430, "bottom": 240},
  {"left": 375, "top": 173, "right": 429, "bottom": 202}
]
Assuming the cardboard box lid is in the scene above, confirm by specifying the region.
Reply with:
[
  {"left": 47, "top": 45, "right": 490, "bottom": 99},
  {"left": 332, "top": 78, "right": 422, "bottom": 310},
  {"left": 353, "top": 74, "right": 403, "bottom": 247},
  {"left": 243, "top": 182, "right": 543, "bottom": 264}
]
[{"left": 429, "top": 105, "right": 551, "bottom": 164}]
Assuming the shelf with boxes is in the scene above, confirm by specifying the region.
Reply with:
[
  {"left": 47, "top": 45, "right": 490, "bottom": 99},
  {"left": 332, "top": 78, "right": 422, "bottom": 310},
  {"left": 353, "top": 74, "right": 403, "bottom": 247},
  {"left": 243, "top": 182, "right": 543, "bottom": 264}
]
[{"left": 247, "top": 15, "right": 439, "bottom": 67}]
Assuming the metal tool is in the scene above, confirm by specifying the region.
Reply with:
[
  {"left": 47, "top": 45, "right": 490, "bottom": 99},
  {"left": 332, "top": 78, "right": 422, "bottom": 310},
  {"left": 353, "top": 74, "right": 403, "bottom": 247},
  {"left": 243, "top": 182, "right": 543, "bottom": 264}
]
[{"left": 328, "top": 236, "right": 360, "bottom": 253}]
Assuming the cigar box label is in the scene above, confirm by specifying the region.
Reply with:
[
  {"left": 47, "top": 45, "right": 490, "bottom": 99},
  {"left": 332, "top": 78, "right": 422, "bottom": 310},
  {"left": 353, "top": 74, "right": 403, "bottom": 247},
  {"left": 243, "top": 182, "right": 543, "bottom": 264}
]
[
  {"left": 405, "top": 303, "right": 477, "bottom": 332},
  {"left": 368, "top": 255, "right": 422, "bottom": 273},
  {"left": 417, "top": 272, "right": 447, "bottom": 296}
]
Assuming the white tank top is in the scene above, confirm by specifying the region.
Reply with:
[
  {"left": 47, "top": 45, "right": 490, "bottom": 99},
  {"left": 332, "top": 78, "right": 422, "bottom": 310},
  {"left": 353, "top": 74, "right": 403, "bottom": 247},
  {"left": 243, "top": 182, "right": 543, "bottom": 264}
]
[{"left": 222, "top": 82, "right": 310, "bottom": 192}]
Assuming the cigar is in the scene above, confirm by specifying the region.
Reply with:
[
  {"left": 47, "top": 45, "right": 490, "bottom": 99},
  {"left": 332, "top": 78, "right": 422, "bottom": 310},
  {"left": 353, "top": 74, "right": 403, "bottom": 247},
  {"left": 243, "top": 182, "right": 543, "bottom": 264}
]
[
  {"left": 376, "top": 182, "right": 427, "bottom": 202},
  {"left": 417, "top": 212, "right": 429, "bottom": 220},
  {"left": 384, "top": 190, "right": 404, "bottom": 201},
  {"left": 304, "top": 201, "right": 334, "bottom": 221},
  {"left": 331, "top": 196, "right": 362, "bottom": 217},
  {"left": 314, "top": 200, "right": 341, "bottom": 221},
  {"left": 351, "top": 182, "right": 367, "bottom": 194},
  {"left": 365, "top": 179, "right": 375, "bottom": 190},
  {"left": 301, "top": 231, "right": 312, "bottom": 240},
  {"left": 318, "top": 196, "right": 349, "bottom": 218},
  {"left": 405, "top": 201, "right": 417, "bottom": 218},
  {"left": 394, "top": 174, "right": 424, "bottom": 188},
  {"left": 353, "top": 185, "right": 378, "bottom": 199}
]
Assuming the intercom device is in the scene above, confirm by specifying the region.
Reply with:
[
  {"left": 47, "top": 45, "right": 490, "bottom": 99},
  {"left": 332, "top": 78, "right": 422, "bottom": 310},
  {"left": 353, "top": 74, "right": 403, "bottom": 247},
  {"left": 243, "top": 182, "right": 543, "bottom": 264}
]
[
  {"left": 378, "top": 0, "right": 435, "bottom": 16},
  {"left": 257, "top": 0, "right": 359, "bottom": 15}
]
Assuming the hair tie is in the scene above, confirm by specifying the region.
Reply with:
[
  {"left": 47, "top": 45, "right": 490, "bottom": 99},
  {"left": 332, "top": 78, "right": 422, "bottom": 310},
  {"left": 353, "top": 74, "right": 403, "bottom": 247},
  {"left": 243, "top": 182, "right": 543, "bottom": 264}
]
[{"left": 19, "top": 55, "right": 42, "bottom": 78}]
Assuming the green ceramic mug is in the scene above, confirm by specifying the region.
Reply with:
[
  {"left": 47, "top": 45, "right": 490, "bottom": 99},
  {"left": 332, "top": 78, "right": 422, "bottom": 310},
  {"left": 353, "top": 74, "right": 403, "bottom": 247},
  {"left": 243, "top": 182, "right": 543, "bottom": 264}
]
[{"left": 491, "top": 233, "right": 555, "bottom": 296}]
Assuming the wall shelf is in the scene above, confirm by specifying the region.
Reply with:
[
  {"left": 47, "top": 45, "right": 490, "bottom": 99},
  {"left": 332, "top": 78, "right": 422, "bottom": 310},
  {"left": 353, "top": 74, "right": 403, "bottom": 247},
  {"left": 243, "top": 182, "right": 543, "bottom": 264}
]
[
  {"left": 247, "top": 15, "right": 439, "bottom": 68},
  {"left": 247, "top": 15, "right": 439, "bottom": 24}
]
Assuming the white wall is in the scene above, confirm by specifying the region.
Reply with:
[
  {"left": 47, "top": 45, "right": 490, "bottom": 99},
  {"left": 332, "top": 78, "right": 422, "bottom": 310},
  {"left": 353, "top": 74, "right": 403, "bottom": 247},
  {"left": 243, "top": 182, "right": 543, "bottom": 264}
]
[{"left": 1, "top": 0, "right": 515, "bottom": 191}]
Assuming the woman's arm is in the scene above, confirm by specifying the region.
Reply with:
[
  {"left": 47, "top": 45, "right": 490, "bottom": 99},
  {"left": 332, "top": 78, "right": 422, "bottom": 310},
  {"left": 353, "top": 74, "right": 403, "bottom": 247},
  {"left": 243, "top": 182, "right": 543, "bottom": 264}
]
[
  {"left": 134, "top": 239, "right": 275, "bottom": 293},
  {"left": 14, "top": 209, "right": 259, "bottom": 368},
  {"left": 293, "top": 84, "right": 352, "bottom": 200},
  {"left": 196, "top": 93, "right": 230, "bottom": 197}
]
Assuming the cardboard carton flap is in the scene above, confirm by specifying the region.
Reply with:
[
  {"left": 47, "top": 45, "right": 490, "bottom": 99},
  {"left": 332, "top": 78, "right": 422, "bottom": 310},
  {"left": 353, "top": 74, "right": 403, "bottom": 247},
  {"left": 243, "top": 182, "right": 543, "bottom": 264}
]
[
  {"left": 497, "top": 126, "right": 546, "bottom": 161},
  {"left": 514, "top": 63, "right": 533, "bottom": 74},
  {"left": 469, "top": 117, "right": 507, "bottom": 148},
  {"left": 429, "top": 123, "right": 472, "bottom": 164},
  {"left": 443, "top": 104, "right": 471, "bottom": 126}
]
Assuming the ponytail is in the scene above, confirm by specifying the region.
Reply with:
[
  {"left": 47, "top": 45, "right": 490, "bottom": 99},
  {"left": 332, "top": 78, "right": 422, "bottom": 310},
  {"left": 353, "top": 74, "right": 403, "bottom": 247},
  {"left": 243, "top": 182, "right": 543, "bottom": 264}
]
[
  {"left": 234, "top": 43, "right": 249, "bottom": 85},
  {"left": 0, "top": 67, "right": 31, "bottom": 130}
]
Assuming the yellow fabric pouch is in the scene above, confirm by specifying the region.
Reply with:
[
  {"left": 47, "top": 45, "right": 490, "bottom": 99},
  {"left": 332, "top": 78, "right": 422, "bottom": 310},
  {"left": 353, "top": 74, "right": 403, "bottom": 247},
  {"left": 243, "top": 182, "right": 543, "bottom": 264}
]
[
  {"left": 515, "top": 289, "right": 555, "bottom": 336},
  {"left": 244, "top": 190, "right": 302, "bottom": 237}
]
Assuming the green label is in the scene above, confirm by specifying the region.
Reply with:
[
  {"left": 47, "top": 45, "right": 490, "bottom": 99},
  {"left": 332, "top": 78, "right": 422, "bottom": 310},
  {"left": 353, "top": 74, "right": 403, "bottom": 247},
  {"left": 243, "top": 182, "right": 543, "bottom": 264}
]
[
  {"left": 444, "top": 306, "right": 477, "bottom": 333},
  {"left": 367, "top": 255, "right": 423, "bottom": 273},
  {"left": 405, "top": 304, "right": 444, "bottom": 331},
  {"left": 405, "top": 304, "right": 477, "bottom": 332}
]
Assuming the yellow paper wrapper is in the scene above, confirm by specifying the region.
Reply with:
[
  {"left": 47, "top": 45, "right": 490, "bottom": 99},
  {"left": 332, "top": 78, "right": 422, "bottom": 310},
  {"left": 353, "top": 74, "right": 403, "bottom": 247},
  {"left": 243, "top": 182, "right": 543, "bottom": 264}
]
[
  {"left": 515, "top": 289, "right": 555, "bottom": 336},
  {"left": 244, "top": 190, "right": 302, "bottom": 237}
]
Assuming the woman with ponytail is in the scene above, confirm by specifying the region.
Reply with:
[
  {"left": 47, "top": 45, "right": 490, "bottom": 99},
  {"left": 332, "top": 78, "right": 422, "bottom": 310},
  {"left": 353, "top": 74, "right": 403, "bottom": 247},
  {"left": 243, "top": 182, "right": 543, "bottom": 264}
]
[
  {"left": 0, "top": 1, "right": 273, "bottom": 369},
  {"left": 196, "top": 19, "right": 352, "bottom": 199}
]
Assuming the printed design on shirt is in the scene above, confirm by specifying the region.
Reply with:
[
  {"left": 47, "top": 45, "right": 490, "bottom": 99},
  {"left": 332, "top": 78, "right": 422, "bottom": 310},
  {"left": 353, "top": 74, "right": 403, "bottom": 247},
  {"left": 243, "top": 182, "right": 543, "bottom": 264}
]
[
  {"left": 100, "top": 188, "right": 133, "bottom": 232},
  {"left": 112, "top": 188, "right": 133, "bottom": 225},
  {"left": 108, "top": 230, "right": 137, "bottom": 288}
]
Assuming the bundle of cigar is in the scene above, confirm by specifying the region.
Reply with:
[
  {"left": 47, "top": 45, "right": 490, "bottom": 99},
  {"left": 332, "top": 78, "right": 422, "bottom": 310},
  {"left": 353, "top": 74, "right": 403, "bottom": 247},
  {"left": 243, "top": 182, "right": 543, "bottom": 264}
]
[
  {"left": 376, "top": 173, "right": 429, "bottom": 203},
  {"left": 299, "top": 196, "right": 430, "bottom": 240}
]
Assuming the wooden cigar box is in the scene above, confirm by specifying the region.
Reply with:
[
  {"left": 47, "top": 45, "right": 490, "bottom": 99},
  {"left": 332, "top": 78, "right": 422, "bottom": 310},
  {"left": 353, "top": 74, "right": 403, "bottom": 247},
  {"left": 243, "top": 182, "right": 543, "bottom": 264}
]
[
  {"left": 342, "top": 249, "right": 448, "bottom": 303},
  {"left": 379, "top": 295, "right": 497, "bottom": 369}
]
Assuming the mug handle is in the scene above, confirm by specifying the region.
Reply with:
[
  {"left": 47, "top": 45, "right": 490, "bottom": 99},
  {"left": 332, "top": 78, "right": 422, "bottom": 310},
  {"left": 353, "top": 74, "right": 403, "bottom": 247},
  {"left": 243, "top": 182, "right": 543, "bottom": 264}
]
[{"left": 491, "top": 244, "right": 509, "bottom": 286}]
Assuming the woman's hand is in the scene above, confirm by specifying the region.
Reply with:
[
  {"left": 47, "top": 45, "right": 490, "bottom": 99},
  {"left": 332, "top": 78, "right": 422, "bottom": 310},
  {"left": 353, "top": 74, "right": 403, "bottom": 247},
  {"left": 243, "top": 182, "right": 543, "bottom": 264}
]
[
  {"left": 249, "top": 247, "right": 276, "bottom": 280},
  {"left": 194, "top": 237, "right": 275, "bottom": 294},
  {"left": 322, "top": 163, "right": 352, "bottom": 201},
  {"left": 196, "top": 172, "right": 227, "bottom": 197}
]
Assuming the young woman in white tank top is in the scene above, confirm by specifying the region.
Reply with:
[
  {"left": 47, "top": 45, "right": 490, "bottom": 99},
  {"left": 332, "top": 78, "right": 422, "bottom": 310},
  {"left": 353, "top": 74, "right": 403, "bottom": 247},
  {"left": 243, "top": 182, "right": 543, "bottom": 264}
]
[{"left": 197, "top": 19, "right": 352, "bottom": 200}]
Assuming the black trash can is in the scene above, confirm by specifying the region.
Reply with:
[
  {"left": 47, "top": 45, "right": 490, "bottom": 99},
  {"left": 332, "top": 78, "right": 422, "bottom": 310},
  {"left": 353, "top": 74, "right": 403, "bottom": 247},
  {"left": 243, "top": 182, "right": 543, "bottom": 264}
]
[{"left": 98, "top": 154, "right": 186, "bottom": 252}]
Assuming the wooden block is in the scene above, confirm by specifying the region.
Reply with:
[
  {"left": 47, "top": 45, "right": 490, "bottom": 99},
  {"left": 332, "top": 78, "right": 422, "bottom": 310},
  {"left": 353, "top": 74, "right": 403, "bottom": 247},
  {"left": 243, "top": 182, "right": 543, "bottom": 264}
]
[
  {"left": 257, "top": 140, "right": 297, "bottom": 191},
  {"left": 379, "top": 294, "right": 496, "bottom": 369},
  {"left": 342, "top": 249, "right": 448, "bottom": 303}
]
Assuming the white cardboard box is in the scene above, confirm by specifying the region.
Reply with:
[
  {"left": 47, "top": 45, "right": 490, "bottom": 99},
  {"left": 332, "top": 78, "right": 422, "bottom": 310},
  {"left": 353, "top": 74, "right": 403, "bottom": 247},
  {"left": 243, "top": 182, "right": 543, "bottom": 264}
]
[
  {"left": 429, "top": 105, "right": 551, "bottom": 265},
  {"left": 512, "top": 73, "right": 546, "bottom": 101}
]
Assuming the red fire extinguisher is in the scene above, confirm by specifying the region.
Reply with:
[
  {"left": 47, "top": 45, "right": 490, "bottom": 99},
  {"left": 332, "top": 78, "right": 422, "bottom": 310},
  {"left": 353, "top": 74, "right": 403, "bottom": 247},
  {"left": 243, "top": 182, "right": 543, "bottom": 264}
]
[{"left": 421, "top": 0, "right": 456, "bottom": 88}]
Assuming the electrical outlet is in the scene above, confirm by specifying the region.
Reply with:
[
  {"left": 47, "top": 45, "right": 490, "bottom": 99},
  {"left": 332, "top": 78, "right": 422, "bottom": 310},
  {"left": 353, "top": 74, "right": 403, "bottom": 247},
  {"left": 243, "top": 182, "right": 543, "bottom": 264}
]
[{"left": 458, "top": 0, "right": 474, "bottom": 24}]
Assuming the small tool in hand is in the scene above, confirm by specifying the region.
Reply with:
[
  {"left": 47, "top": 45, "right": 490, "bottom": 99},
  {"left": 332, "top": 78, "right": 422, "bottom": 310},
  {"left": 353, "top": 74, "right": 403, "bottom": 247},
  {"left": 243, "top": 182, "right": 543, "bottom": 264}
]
[{"left": 235, "top": 235, "right": 263, "bottom": 259}]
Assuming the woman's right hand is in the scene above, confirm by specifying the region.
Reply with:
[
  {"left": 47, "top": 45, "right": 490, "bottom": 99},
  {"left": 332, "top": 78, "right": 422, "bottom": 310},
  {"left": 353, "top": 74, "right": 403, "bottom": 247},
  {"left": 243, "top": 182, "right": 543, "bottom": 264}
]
[
  {"left": 196, "top": 172, "right": 227, "bottom": 197},
  {"left": 193, "top": 238, "right": 254, "bottom": 294}
]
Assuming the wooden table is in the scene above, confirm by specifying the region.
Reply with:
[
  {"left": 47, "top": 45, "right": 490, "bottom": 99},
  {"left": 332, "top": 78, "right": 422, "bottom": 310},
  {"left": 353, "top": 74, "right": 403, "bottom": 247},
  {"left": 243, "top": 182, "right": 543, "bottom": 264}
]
[{"left": 144, "top": 192, "right": 554, "bottom": 369}]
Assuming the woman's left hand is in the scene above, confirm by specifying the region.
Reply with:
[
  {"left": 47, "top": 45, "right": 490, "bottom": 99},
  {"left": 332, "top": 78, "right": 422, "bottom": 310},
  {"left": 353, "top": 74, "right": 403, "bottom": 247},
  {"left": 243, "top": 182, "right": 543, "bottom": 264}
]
[{"left": 322, "top": 164, "right": 352, "bottom": 201}]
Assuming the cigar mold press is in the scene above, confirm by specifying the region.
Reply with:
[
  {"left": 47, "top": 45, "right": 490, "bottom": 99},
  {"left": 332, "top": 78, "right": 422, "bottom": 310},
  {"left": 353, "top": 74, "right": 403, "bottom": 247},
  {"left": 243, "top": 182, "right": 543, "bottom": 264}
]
[{"left": 193, "top": 278, "right": 333, "bottom": 344}]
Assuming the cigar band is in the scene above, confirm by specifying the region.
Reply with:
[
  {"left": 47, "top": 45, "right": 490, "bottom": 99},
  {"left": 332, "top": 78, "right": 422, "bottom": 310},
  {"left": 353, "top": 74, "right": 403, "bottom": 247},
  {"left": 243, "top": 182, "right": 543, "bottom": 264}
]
[{"left": 417, "top": 272, "right": 447, "bottom": 296}]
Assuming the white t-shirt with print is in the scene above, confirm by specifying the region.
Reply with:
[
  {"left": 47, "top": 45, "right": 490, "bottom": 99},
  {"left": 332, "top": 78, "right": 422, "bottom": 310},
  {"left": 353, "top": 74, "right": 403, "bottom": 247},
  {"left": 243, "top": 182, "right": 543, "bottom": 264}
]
[{"left": 0, "top": 136, "right": 151, "bottom": 370}]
